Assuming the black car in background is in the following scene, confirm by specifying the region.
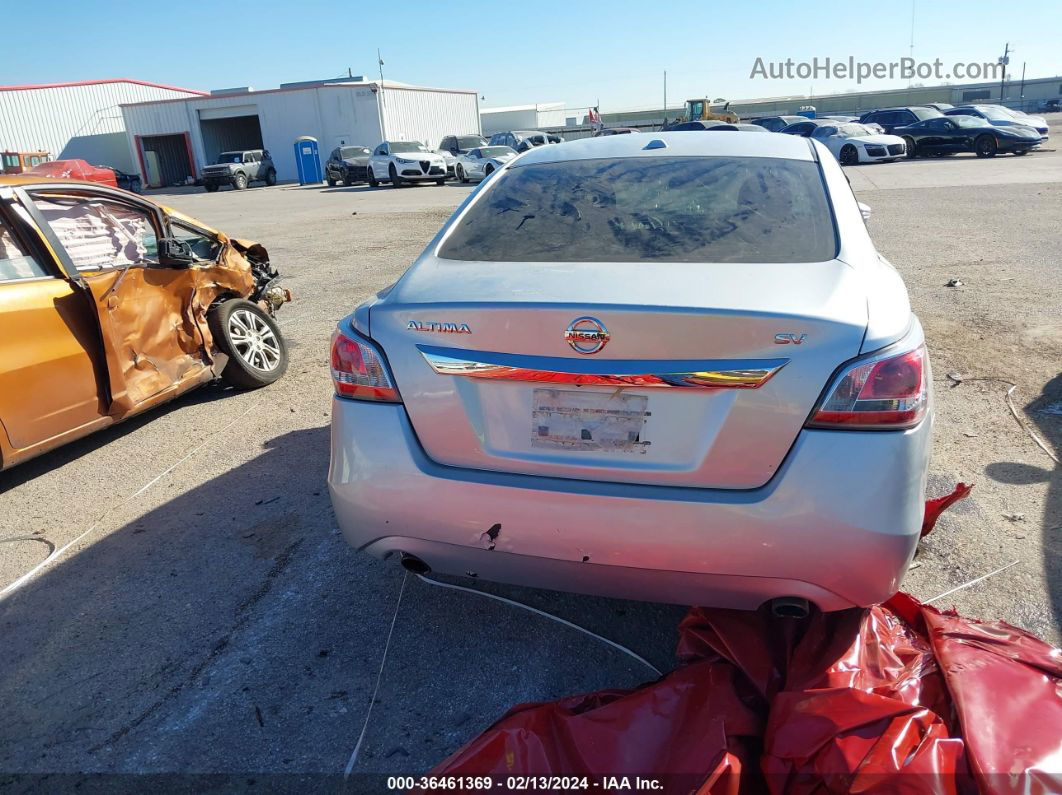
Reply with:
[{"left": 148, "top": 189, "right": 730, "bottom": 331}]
[
  {"left": 437, "top": 134, "right": 488, "bottom": 156},
  {"left": 893, "top": 115, "right": 1042, "bottom": 157},
  {"left": 748, "top": 115, "right": 805, "bottom": 132},
  {"left": 779, "top": 118, "right": 838, "bottom": 137},
  {"left": 858, "top": 106, "right": 943, "bottom": 134},
  {"left": 665, "top": 120, "right": 739, "bottom": 131},
  {"left": 325, "top": 145, "right": 371, "bottom": 186}
]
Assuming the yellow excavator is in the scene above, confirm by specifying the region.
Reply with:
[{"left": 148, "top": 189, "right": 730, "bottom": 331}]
[{"left": 682, "top": 98, "right": 740, "bottom": 124}]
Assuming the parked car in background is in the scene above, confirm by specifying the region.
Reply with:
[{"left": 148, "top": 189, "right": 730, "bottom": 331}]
[
  {"left": 747, "top": 115, "right": 805, "bottom": 132},
  {"left": 945, "top": 106, "right": 1049, "bottom": 140},
  {"left": 779, "top": 118, "right": 838, "bottom": 137},
  {"left": 0, "top": 175, "right": 291, "bottom": 470},
  {"left": 109, "top": 167, "right": 142, "bottom": 193},
  {"left": 858, "top": 107, "right": 943, "bottom": 134},
  {"left": 488, "top": 131, "right": 542, "bottom": 151},
  {"left": 734, "top": 123, "right": 770, "bottom": 132},
  {"left": 592, "top": 127, "right": 639, "bottom": 136},
  {"left": 1038, "top": 98, "right": 1061, "bottom": 113},
  {"left": 202, "top": 150, "right": 276, "bottom": 191},
  {"left": 924, "top": 103, "right": 954, "bottom": 111},
  {"left": 436, "top": 135, "right": 488, "bottom": 178},
  {"left": 328, "top": 132, "right": 932, "bottom": 614},
  {"left": 817, "top": 115, "right": 858, "bottom": 123},
  {"left": 367, "top": 141, "right": 448, "bottom": 187},
  {"left": 513, "top": 132, "right": 565, "bottom": 153},
  {"left": 25, "top": 159, "right": 118, "bottom": 188},
  {"left": 325, "top": 145, "right": 372, "bottom": 186},
  {"left": 455, "top": 146, "right": 517, "bottom": 182},
  {"left": 666, "top": 120, "right": 739, "bottom": 131},
  {"left": 895, "top": 115, "right": 1042, "bottom": 157},
  {"left": 810, "top": 122, "right": 906, "bottom": 164}
]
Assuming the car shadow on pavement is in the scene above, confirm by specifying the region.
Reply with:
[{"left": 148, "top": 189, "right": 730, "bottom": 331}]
[
  {"left": 0, "top": 424, "right": 683, "bottom": 787},
  {"left": 0, "top": 383, "right": 235, "bottom": 494},
  {"left": 984, "top": 372, "right": 1062, "bottom": 629}
]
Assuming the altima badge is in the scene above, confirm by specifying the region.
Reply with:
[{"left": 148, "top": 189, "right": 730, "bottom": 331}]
[
  {"left": 408, "top": 321, "right": 471, "bottom": 334},
  {"left": 565, "top": 317, "right": 610, "bottom": 354}
]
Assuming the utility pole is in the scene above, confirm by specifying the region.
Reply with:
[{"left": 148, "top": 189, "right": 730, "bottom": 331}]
[
  {"left": 998, "top": 43, "right": 1010, "bottom": 104},
  {"left": 377, "top": 49, "right": 387, "bottom": 139},
  {"left": 663, "top": 70, "right": 667, "bottom": 127},
  {"left": 908, "top": 0, "right": 915, "bottom": 86},
  {"left": 1019, "top": 61, "right": 1026, "bottom": 111}
]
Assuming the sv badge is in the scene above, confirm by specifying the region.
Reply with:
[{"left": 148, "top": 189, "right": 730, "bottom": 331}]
[{"left": 774, "top": 333, "right": 807, "bottom": 345}]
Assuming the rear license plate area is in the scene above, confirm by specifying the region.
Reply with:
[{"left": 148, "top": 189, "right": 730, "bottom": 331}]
[{"left": 531, "top": 388, "right": 650, "bottom": 453}]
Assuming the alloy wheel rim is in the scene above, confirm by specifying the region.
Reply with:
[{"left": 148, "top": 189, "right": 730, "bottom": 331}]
[{"left": 228, "top": 309, "right": 281, "bottom": 371}]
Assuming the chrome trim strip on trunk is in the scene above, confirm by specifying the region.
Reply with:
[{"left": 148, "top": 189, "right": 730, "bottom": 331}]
[{"left": 417, "top": 345, "right": 788, "bottom": 389}]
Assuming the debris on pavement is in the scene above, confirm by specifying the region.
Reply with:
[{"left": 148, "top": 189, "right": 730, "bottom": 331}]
[
  {"left": 426, "top": 489, "right": 1061, "bottom": 794},
  {"left": 426, "top": 591, "right": 1061, "bottom": 794},
  {"left": 921, "top": 482, "right": 973, "bottom": 537},
  {"left": 945, "top": 278, "right": 964, "bottom": 287},
  {"left": 1002, "top": 512, "right": 1026, "bottom": 522}
]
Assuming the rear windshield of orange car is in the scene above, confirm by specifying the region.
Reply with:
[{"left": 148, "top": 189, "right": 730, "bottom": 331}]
[{"left": 438, "top": 156, "right": 838, "bottom": 263}]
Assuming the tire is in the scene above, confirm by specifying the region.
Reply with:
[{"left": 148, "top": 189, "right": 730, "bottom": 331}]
[
  {"left": 367, "top": 168, "right": 379, "bottom": 188},
  {"left": 233, "top": 172, "right": 249, "bottom": 190},
  {"left": 839, "top": 145, "right": 858, "bottom": 165},
  {"left": 205, "top": 183, "right": 219, "bottom": 192},
  {"left": 326, "top": 175, "right": 337, "bottom": 187},
  {"left": 484, "top": 164, "right": 495, "bottom": 177},
  {"left": 389, "top": 164, "right": 403, "bottom": 187},
  {"left": 342, "top": 174, "right": 354, "bottom": 186},
  {"left": 975, "top": 134, "right": 997, "bottom": 157},
  {"left": 264, "top": 169, "right": 276, "bottom": 186},
  {"left": 903, "top": 137, "right": 918, "bottom": 158},
  {"left": 208, "top": 299, "right": 288, "bottom": 389},
  {"left": 457, "top": 165, "right": 468, "bottom": 183}
]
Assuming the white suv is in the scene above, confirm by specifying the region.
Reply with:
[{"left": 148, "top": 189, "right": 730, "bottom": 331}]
[{"left": 367, "top": 141, "right": 448, "bottom": 188}]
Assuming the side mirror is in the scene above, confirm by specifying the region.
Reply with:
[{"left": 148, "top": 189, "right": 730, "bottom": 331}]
[
  {"left": 159, "top": 237, "right": 196, "bottom": 266},
  {"left": 858, "top": 202, "right": 872, "bottom": 223}
]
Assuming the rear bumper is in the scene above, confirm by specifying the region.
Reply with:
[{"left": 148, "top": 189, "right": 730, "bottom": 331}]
[{"left": 328, "top": 398, "right": 931, "bottom": 611}]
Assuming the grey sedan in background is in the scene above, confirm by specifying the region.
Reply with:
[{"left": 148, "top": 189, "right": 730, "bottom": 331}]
[
  {"left": 454, "top": 145, "right": 517, "bottom": 182},
  {"left": 328, "top": 133, "right": 932, "bottom": 615}
]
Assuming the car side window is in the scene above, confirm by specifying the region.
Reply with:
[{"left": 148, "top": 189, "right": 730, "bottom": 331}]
[
  {"left": 330, "top": 148, "right": 339, "bottom": 161},
  {"left": 0, "top": 214, "right": 50, "bottom": 281},
  {"left": 811, "top": 126, "right": 835, "bottom": 139},
  {"left": 170, "top": 221, "right": 222, "bottom": 262},
  {"left": 33, "top": 194, "right": 159, "bottom": 271},
  {"left": 374, "top": 144, "right": 387, "bottom": 156}
]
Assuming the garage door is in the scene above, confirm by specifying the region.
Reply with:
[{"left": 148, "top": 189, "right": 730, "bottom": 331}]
[{"left": 199, "top": 114, "right": 264, "bottom": 165}]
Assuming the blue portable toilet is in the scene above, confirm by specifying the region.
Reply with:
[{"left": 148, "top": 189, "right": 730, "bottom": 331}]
[
  {"left": 294, "top": 136, "right": 322, "bottom": 184},
  {"left": 797, "top": 105, "right": 817, "bottom": 119}
]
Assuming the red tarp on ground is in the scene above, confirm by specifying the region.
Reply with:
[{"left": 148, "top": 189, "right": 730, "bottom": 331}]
[{"left": 428, "top": 488, "right": 1062, "bottom": 793}]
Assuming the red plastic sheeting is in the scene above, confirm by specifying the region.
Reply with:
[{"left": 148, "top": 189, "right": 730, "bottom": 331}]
[
  {"left": 922, "top": 482, "right": 974, "bottom": 537},
  {"left": 429, "top": 488, "right": 1061, "bottom": 794},
  {"left": 24, "top": 159, "right": 118, "bottom": 187}
]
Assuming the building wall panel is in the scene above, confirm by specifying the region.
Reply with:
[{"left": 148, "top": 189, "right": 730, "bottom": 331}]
[{"left": 382, "top": 88, "right": 480, "bottom": 149}]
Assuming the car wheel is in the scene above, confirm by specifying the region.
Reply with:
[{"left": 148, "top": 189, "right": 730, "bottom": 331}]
[
  {"left": 975, "top": 134, "right": 997, "bottom": 157},
  {"left": 205, "top": 184, "right": 219, "bottom": 192},
  {"left": 233, "top": 172, "right": 248, "bottom": 190},
  {"left": 326, "top": 174, "right": 337, "bottom": 187},
  {"left": 342, "top": 174, "right": 354, "bottom": 186},
  {"left": 903, "top": 137, "right": 918, "bottom": 158},
  {"left": 367, "top": 168, "right": 379, "bottom": 188},
  {"left": 208, "top": 299, "right": 288, "bottom": 389},
  {"left": 264, "top": 169, "right": 276, "bottom": 186},
  {"left": 389, "top": 164, "right": 404, "bottom": 187},
  {"left": 839, "top": 145, "right": 858, "bottom": 165},
  {"left": 457, "top": 165, "right": 468, "bottom": 183}
]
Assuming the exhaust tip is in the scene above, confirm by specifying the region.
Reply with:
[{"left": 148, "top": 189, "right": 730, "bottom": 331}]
[
  {"left": 769, "top": 596, "right": 811, "bottom": 619},
  {"left": 399, "top": 553, "right": 431, "bottom": 575}
]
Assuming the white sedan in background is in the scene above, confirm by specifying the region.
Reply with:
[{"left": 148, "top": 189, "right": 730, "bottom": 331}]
[
  {"left": 455, "top": 146, "right": 518, "bottom": 182},
  {"left": 811, "top": 122, "right": 907, "bottom": 164},
  {"left": 367, "top": 141, "right": 448, "bottom": 187}
]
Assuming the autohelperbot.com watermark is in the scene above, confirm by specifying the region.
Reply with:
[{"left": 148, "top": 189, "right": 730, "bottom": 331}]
[{"left": 750, "top": 56, "right": 1004, "bottom": 84}]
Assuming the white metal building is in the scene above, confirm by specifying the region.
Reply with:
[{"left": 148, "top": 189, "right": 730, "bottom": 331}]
[
  {"left": 120, "top": 79, "right": 480, "bottom": 187},
  {"left": 0, "top": 79, "right": 206, "bottom": 172},
  {"left": 480, "top": 102, "right": 576, "bottom": 136}
]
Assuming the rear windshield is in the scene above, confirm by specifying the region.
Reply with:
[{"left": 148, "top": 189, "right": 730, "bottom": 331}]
[
  {"left": 438, "top": 156, "right": 837, "bottom": 263},
  {"left": 457, "top": 136, "right": 487, "bottom": 149}
]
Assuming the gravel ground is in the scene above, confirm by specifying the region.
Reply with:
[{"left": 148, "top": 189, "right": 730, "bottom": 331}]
[{"left": 1, "top": 122, "right": 1059, "bottom": 787}]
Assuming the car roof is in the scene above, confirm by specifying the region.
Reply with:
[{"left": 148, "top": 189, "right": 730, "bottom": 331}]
[{"left": 512, "top": 130, "right": 815, "bottom": 165}]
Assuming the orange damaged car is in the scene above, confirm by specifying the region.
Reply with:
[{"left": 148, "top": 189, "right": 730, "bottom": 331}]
[{"left": 0, "top": 176, "right": 291, "bottom": 471}]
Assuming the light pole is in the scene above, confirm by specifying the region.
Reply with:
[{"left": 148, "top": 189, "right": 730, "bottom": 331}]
[{"left": 998, "top": 43, "right": 1010, "bottom": 104}]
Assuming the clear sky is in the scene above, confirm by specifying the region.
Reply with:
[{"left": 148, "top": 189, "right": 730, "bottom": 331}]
[{"left": 2, "top": 0, "right": 1059, "bottom": 111}]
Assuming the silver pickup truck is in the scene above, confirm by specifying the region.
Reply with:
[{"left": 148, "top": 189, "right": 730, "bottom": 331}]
[{"left": 202, "top": 150, "right": 276, "bottom": 191}]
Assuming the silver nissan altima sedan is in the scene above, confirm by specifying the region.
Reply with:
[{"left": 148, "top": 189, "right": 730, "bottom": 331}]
[{"left": 327, "top": 132, "right": 932, "bottom": 613}]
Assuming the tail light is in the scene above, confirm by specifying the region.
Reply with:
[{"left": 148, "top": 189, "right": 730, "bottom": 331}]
[
  {"left": 806, "top": 343, "right": 927, "bottom": 429},
  {"left": 330, "top": 328, "right": 401, "bottom": 403}
]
